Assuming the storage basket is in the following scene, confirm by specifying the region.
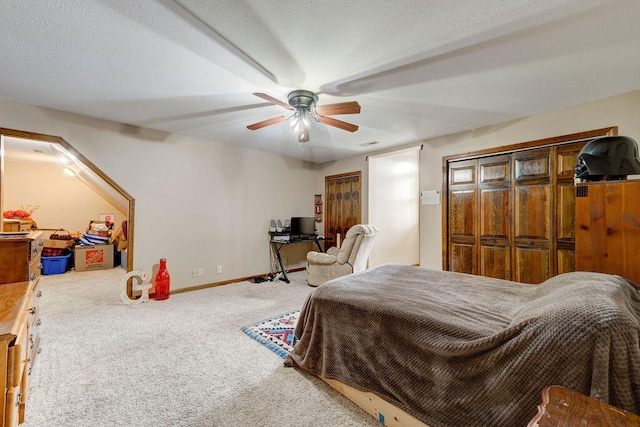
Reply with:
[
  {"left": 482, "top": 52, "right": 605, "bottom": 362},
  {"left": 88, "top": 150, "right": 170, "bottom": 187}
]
[
  {"left": 42, "top": 253, "right": 71, "bottom": 275},
  {"left": 42, "top": 247, "right": 69, "bottom": 257},
  {"left": 49, "top": 229, "right": 74, "bottom": 241}
]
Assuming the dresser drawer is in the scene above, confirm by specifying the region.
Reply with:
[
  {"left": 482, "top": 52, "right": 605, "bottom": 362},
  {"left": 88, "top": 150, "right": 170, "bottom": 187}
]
[
  {"left": 29, "top": 238, "right": 43, "bottom": 263},
  {"left": 0, "top": 232, "right": 44, "bottom": 285},
  {"left": 6, "top": 323, "right": 27, "bottom": 389},
  {"left": 26, "top": 283, "right": 42, "bottom": 368},
  {"left": 5, "top": 386, "right": 21, "bottom": 427}
]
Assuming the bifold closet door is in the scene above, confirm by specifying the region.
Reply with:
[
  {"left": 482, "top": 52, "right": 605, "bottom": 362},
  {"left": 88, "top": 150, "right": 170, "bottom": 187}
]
[
  {"left": 478, "top": 154, "right": 511, "bottom": 280},
  {"left": 447, "top": 159, "right": 478, "bottom": 275},
  {"left": 512, "top": 148, "right": 552, "bottom": 284}
]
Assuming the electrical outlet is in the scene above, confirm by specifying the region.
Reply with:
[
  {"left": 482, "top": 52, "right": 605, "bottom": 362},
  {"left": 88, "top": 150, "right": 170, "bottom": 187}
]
[
  {"left": 191, "top": 269, "right": 197, "bottom": 277},
  {"left": 198, "top": 268, "right": 204, "bottom": 277},
  {"left": 216, "top": 265, "right": 222, "bottom": 274}
]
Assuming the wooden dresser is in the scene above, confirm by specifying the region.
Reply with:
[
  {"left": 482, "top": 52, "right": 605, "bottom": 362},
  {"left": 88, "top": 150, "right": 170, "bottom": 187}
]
[
  {"left": 0, "top": 232, "right": 43, "bottom": 426},
  {"left": 575, "top": 180, "right": 640, "bottom": 284}
]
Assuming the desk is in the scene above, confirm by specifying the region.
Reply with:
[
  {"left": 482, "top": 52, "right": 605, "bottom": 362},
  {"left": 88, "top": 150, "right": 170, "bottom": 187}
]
[{"left": 269, "top": 233, "right": 329, "bottom": 283}]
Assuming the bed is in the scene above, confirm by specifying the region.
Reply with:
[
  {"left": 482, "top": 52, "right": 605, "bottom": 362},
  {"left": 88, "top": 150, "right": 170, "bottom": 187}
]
[{"left": 284, "top": 264, "right": 640, "bottom": 427}]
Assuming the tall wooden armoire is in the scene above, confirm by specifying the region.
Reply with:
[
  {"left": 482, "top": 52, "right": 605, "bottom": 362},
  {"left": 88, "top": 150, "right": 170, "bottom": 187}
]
[{"left": 575, "top": 180, "right": 640, "bottom": 284}]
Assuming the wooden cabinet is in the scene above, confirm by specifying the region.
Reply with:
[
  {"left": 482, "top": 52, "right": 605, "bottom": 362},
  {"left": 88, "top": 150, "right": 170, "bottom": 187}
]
[
  {"left": 575, "top": 180, "right": 640, "bottom": 284},
  {"left": 314, "top": 194, "right": 323, "bottom": 223},
  {"left": 446, "top": 142, "right": 586, "bottom": 284},
  {"left": 0, "top": 232, "right": 43, "bottom": 426}
]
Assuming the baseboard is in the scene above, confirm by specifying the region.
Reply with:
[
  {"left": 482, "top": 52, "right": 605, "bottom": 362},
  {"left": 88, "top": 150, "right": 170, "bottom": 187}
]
[{"left": 171, "top": 267, "right": 307, "bottom": 294}]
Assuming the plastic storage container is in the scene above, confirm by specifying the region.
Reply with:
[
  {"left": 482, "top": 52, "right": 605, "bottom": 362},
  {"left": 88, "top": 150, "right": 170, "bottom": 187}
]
[{"left": 41, "top": 253, "right": 71, "bottom": 275}]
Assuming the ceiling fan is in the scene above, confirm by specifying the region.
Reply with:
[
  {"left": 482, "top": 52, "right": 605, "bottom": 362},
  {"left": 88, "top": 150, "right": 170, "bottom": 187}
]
[{"left": 246, "top": 90, "right": 361, "bottom": 142}]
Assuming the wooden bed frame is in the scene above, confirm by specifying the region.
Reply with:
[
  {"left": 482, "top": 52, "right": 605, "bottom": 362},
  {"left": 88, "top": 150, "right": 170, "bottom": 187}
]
[
  {"left": 321, "top": 378, "right": 640, "bottom": 427},
  {"left": 320, "top": 376, "right": 430, "bottom": 427}
]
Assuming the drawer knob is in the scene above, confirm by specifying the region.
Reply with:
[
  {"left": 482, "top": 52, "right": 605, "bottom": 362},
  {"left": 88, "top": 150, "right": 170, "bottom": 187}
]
[
  {"left": 30, "top": 272, "right": 37, "bottom": 281},
  {"left": 15, "top": 392, "right": 22, "bottom": 406}
]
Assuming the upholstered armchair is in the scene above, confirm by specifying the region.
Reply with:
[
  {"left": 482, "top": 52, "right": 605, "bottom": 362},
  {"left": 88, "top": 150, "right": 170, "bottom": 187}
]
[{"left": 306, "top": 224, "right": 378, "bottom": 287}]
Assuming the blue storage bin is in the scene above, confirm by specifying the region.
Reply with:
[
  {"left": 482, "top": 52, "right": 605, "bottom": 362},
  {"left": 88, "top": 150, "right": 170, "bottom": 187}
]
[{"left": 42, "top": 253, "right": 71, "bottom": 275}]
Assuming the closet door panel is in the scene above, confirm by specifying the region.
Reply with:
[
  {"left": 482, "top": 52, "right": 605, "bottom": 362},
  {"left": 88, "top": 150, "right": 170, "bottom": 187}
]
[
  {"left": 514, "top": 184, "right": 551, "bottom": 240},
  {"left": 557, "top": 245, "right": 576, "bottom": 275},
  {"left": 480, "top": 242, "right": 510, "bottom": 280},
  {"left": 556, "top": 183, "right": 576, "bottom": 241},
  {"left": 449, "top": 190, "right": 477, "bottom": 237},
  {"left": 480, "top": 188, "right": 510, "bottom": 239},
  {"left": 449, "top": 240, "right": 476, "bottom": 275},
  {"left": 514, "top": 152, "right": 550, "bottom": 181},
  {"left": 514, "top": 243, "right": 550, "bottom": 284}
]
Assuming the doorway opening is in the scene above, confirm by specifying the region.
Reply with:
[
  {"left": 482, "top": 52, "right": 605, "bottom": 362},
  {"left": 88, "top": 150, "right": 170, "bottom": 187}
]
[{"left": 0, "top": 127, "right": 134, "bottom": 271}]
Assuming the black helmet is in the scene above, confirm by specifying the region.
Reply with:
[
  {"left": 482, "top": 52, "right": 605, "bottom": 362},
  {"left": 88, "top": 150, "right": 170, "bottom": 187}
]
[{"left": 575, "top": 136, "right": 640, "bottom": 181}]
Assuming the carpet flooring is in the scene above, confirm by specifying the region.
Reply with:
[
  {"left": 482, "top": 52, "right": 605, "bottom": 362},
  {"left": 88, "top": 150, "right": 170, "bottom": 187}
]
[{"left": 20, "top": 268, "right": 379, "bottom": 427}]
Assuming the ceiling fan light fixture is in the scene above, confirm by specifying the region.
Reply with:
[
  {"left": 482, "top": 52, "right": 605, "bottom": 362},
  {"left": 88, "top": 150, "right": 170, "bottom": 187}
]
[{"left": 247, "top": 90, "right": 360, "bottom": 142}]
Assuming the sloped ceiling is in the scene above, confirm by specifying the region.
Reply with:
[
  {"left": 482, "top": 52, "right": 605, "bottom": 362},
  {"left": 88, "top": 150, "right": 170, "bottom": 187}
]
[
  {"left": 0, "top": 0, "right": 639, "bottom": 163},
  {"left": 2, "top": 136, "right": 129, "bottom": 214}
]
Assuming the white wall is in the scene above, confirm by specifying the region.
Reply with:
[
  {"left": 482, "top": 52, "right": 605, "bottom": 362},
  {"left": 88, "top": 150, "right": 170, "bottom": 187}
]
[
  {"left": 4, "top": 160, "right": 126, "bottom": 232},
  {"left": 321, "top": 90, "right": 640, "bottom": 270},
  {"left": 0, "top": 97, "right": 318, "bottom": 289},
  {"left": 3, "top": 89, "right": 640, "bottom": 286}
]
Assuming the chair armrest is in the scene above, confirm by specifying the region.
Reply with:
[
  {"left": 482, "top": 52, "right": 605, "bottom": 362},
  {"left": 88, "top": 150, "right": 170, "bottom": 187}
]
[
  {"left": 326, "top": 246, "right": 339, "bottom": 256},
  {"left": 306, "top": 251, "right": 338, "bottom": 265}
]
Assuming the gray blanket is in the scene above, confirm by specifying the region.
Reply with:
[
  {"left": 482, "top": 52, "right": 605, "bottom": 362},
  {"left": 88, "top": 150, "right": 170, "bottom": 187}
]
[{"left": 284, "top": 264, "right": 640, "bottom": 427}]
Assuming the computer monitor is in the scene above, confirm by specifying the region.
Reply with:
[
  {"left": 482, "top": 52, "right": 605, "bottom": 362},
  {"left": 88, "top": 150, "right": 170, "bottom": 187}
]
[{"left": 290, "top": 217, "right": 315, "bottom": 236}]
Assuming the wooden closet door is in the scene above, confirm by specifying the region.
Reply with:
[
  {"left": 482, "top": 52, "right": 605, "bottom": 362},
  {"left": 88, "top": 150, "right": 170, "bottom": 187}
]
[
  {"left": 325, "top": 172, "right": 362, "bottom": 249},
  {"left": 555, "top": 141, "right": 587, "bottom": 274},
  {"left": 512, "top": 148, "right": 552, "bottom": 284},
  {"left": 478, "top": 154, "right": 511, "bottom": 280},
  {"left": 447, "top": 159, "right": 478, "bottom": 275}
]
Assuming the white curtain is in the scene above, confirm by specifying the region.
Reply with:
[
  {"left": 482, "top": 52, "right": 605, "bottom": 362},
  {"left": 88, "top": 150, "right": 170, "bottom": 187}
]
[{"left": 368, "top": 146, "right": 420, "bottom": 267}]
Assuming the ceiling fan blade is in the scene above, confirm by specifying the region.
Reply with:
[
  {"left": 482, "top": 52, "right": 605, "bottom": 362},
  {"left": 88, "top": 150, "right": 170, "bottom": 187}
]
[
  {"left": 298, "top": 122, "right": 309, "bottom": 142},
  {"left": 317, "top": 116, "right": 359, "bottom": 132},
  {"left": 246, "top": 116, "right": 288, "bottom": 130},
  {"left": 315, "top": 101, "right": 361, "bottom": 116},
  {"left": 253, "top": 92, "right": 293, "bottom": 110}
]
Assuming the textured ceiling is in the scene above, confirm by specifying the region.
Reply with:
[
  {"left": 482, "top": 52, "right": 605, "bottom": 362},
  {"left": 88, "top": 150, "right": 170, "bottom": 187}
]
[{"left": 1, "top": 0, "right": 640, "bottom": 163}]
